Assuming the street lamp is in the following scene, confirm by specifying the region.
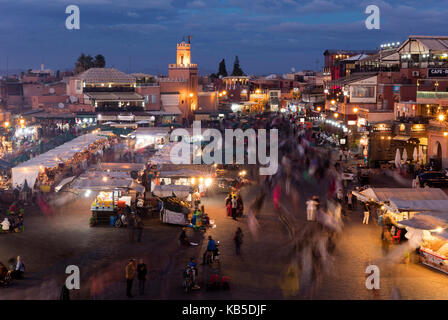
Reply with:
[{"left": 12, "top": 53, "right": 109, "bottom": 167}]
[
  {"left": 438, "top": 114, "right": 445, "bottom": 121},
  {"left": 353, "top": 107, "right": 359, "bottom": 113},
  {"left": 189, "top": 93, "right": 194, "bottom": 98},
  {"left": 4, "top": 121, "right": 9, "bottom": 128},
  {"left": 333, "top": 112, "right": 339, "bottom": 118},
  {"left": 331, "top": 99, "right": 336, "bottom": 105}
]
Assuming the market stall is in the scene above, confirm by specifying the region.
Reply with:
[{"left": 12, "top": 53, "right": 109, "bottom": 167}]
[
  {"left": 155, "top": 164, "right": 216, "bottom": 196},
  {"left": 160, "top": 196, "right": 191, "bottom": 225},
  {"left": 400, "top": 213, "right": 448, "bottom": 274},
  {"left": 134, "top": 127, "right": 170, "bottom": 150},
  {"left": 71, "top": 171, "right": 145, "bottom": 225},
  {"left": 11, "top": 132, "right": 113, "bottom": 190}
]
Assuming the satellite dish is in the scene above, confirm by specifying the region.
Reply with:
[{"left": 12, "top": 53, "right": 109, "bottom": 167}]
[
  {"left": 49, "top": 88, "right": 55, "bottom": 94},
  {"left": 69, "top": 96, "right": 78, "bottom": 103},
  {"left": 291, "top": 67, "right": 296, "bottom": 73},
  {"left": 58, "top": 103, "right": 64, "bottom": 109}
]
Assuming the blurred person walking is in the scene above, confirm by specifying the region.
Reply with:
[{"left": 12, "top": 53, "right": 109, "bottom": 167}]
[
  {"left": 234, "top": 227, "right": 244, "bottom": 255},
  {"left": 125, "top": 259, "right": 136, "bottom": 298}
]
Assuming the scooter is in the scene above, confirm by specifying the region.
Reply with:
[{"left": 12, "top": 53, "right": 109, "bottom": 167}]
[{"left": 206, "top": 241, "right": 220, "bottom": 265}]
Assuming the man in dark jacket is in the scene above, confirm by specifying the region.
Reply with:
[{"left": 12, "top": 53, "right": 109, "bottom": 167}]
[{"left": 137, "top": 259, "right": 147, "bottom": 295}]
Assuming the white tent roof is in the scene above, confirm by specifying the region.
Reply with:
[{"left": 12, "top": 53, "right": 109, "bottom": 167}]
[
  {"left": 153, "top": 185, "right": 191, "bottom": 198},
  {"left": 94, "top": 163, "right": 146, "bottom": 172},
  {"left": 12, "top": 132, "right": 107, "bottom": 188},
  {"left": 359, "top": 187, "right": 448, "bottom": 203},
  {"left": 390, "top": 198, "right": 448, "bottom": 212},
  {"left": 72, "top": 172, "right": 144, "bottom": 193}
]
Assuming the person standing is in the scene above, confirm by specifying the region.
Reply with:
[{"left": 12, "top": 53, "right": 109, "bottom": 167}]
[
  {"left": 363, "top": 208, "right": 370, "bottom": 224},
  {"left": 347, "top": 191, "right": 353, "bottom": 210},
  {"left": 137, "top": 259, "right": 147, "bottom": 296},
  {"left": 226, "top": 195, "right": 232, "bottom": 217},
  {"left": 135, "top": 215, "right": 144, "bottom": 243},
  {"left": 231, "top": 196, "right": 238, "bottom": 221},
  {"left": 234, "top": 227, "right": 243, "bottom": 255},
  {"left": 306, "top": 197, "right": 317, "bottom": 221},
  {"left": 128, "top": 214, "right": 135, "bottom": 243},
  {"left": 125, "top": 259, "right": 136, "bottom": 298},
  {"left": 13, "top": 256, "right": 25, "bottom": 279}
]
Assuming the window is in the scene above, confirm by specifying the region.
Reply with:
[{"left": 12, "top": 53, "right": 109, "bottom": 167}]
[
  {"left": 151, "top": 94, "right": 157, "bottom": 104},
  {"left": 352, "top": 86, "right": 375, "bottom": 98}
]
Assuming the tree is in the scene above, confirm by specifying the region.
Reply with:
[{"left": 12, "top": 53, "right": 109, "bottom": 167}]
[
  {"left": 231, "top": 56, "right": 244, "bottom": 76},
  {"left": 74, "top": 53, "right": 104, "bottom": 74},
  {"left": 218, "top": 59, "right": 228, "bottom": 77},
  {"left": 94, "top": 54, "right": 106, "bottom": 68}
]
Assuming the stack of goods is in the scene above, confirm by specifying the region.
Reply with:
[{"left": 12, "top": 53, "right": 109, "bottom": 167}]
[{"left": 162, "top": 196, "right": 191, "bottom": 214}]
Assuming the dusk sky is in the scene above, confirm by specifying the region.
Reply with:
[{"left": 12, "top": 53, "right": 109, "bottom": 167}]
[{"left": 0, "top": 0, "right": 447, "bottom": 75}]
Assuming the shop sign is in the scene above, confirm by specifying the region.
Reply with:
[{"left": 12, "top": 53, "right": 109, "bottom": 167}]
[
  {"left": 118, "top": 115, "right": 135, "bottom": 121},
  {"left": 428, "top": 68, "right": 448, "bottom": 78},
  {"left": 373, "top": 123, "right": 391, "bottom": 132},
  {"left": 393, "top": 85, "right": 400, "bottom": 93},
  {"left": 411, "top": 124, "right": 425, "bottom": 132}
]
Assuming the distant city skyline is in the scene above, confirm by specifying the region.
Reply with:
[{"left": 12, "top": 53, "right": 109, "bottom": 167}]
[{"left": 0, "top": 0, "right": 447, "bottom": 76}]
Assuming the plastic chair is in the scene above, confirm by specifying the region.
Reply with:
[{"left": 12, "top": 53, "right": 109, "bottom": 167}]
[{"left": 392, "top": 229, "right": 402, "bottom": 244}]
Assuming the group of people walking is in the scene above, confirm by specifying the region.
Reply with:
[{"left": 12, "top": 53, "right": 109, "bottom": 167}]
[{"left": 225, "top": 192, "right": 244, "bottom": 221}]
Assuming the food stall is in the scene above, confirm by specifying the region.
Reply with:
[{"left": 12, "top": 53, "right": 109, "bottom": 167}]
[
  {"left": 134, "top": 127, "right": 171, "bottom": 150},
  {"left": 155, "top": 164, "right": 215, "bottom": 196},
  {"left": 160, "top": 196, "right": 192, "bottom": 225},
  {"left": 71, "top": 171, "right": 145, "bottom": 226},
  {"left": 400, "top": 213, "right": 448, "bottom": 274},
  {"left": 11, "top": 132, "right": 113, "bottom": 190}
]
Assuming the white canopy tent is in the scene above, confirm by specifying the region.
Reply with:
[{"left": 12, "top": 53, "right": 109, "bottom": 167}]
[
  {"left": 153, "top": 185, "right": 192, "bottom": 198},
  {"left": 72, "top": 172, "right": 145, "bottom": 193},
  {"left": 12, "top": 132, "right": 107, "bottom": 189},
  {"left": 353, "top": 187, "right": 448, "bottom": 203}
]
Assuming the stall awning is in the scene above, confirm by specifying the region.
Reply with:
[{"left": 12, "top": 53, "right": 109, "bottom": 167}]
[
  {"left": 153, "top": 185, "right": 192, "bottom": 198},
  {"left": 392, "top": 135, "right": 411, "bottom": 141},
  {"left": 357, "top": 187, "right": 448, "bottom": 203},
  {"left": 390, "top": 198, "right": 448, "bottom": 212},
  {"left": 94, "top": 163, "right": 146, "bottom": 172},
  {"left": 55, "top": 176, "right": 76, "bottom": 192},
  {"left": 399, "top": 212, "right": 448, "bottom": 230}
]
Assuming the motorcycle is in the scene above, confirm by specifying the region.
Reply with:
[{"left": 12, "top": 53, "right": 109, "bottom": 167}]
[{"left": 206, "top": 241, "right": 220, "bottom": 265}]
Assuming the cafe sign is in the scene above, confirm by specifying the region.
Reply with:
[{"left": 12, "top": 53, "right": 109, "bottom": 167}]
[{"left": 428, "top": 68, "right": 448, "bottom": 78}]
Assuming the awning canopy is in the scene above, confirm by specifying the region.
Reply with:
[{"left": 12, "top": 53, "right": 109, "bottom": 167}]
[
  {"left": 55, "top": 176, "right": 76, "bottom": 192},
  {"left": 399, "top": 212, "right": 448, "bottom": 230},
  {"left": 356, "top": 187, "right": 448, "bottom": 203},
  {"left": 85, "top": 92, "right": 144, "bottom": 101},
  {"left": 390, "top": 198, "right": 448, "bottom": 212},
  {"left": 153, "top": 185, "right": 192, "bottom": 198},
  {"left": 393, "top": 135, "right": 411, "bottom": 141},
  {"left": 93, "top": 163, "right": 146, "bottom": 172},
  {"left": 72, "top": 172, "right": 145, "bottom": 193}
]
